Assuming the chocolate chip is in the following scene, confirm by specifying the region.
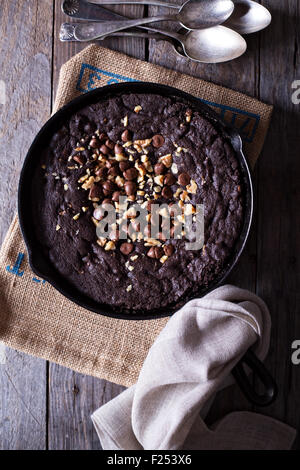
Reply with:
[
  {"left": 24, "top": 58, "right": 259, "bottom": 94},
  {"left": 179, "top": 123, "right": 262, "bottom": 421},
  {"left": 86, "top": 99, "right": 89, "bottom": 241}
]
[
  {"left": 154, "top": 163, "right": 167, "bottom": 175},
  {"left": 121, "top": 130, "right": 132, "bottom": 142},
  {"left": 164, "top": 244, "right": 174, "bottom": 256},
  {"left": 147, "top": 246, "right": 164, "bottom": 259},
  {"left": 108, "top": 166, "right": 120, "bottom": 177},
  {"left": 162, "top": 186, "right": 173, "bottom": 199},
  {"left": 93, "top": 206, "right": 105, "bottom": 221},
  {"left": 120, "top": 242, "right": 134, "bottom": 255},
  {"left": 123, "top": 168, "right": 138, "bottom": 181},
  {"left": 124, "top": 181, "right": 137, "bottom": 196},
  {"left": 99, "top": 132, "right": 108, "bottom": 142},
  {"left": 106, "top": 160, "right": 119, "bottom": 169},
  {"left": 89, "top": 184, "right": 102, "bottom": 201},
  {"left": 105, "top": 139, "right": 114, "bottom": 150},
  {"left": 164, "top": 173, "right": 176, "bottom": 186},
  {"left": 115, "top": 144, "right": 124, "bottom": 155},
  {"left": 100, "top": 144, "right": 110, "bottom": 155},
  {"left": 178, "top": 172, "right": 190, "bottom": 186},
  {"left": 119, "top": 161, "right": 131, "bottom": 172},
  {"left": 102, "top": 198, "right": 113, "bottom": 206},
  {"left": 73, "top": 154, "right": 86, "bottom": 166},
  {"left": 89, "top": 138, "right": 99, "bottom": 149},
  {"left": 96, "top": 166, "right": 108, "bottom": 178},
  {"left": 152, "top": 134, "right": 165, "bottom": 148},
  {"left": 102, "top": 180, "right": 116, "bottom": 195},
  {"left": 112, "top": 191, "right": 122, "bottom": 202}
]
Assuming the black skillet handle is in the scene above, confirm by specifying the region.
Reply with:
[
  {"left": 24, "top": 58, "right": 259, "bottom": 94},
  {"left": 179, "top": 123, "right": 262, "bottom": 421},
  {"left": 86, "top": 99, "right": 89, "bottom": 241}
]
[{"left": 232, "top": 350, "right": 278, "bottom": 407}]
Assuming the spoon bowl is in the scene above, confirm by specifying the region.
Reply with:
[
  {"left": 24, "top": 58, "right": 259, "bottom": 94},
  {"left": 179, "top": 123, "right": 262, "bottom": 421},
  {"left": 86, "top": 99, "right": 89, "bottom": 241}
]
[
  {"left": 225, "top": 0, "right": 272, "bottom": 34},
  {"left": 182, "top": 26, "right": 247, "bottom": 63},
  {"left": 179, "top": 0, "right": 234, "bottom": 30}
]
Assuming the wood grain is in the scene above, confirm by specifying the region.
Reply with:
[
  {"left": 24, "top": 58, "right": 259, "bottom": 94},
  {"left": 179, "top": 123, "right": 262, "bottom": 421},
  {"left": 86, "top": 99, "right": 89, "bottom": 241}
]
[
  {"left": 255, "top": 0, "right": 300, "bottom": 447},
  {"left": 0, "top": 0, "right": 53, "bottom": 450},
  {"left": 0, "top": 0, "right": 299, "bottom": 450}
]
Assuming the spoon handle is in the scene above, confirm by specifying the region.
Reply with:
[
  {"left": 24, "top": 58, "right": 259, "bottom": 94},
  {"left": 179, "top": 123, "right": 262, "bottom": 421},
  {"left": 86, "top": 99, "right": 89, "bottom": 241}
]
[
  {"left": 74, "top": 16, "right": 177, "bottom": 41},
  {"left": 88, "top": 0, "right": 179, "bottom": 7}
]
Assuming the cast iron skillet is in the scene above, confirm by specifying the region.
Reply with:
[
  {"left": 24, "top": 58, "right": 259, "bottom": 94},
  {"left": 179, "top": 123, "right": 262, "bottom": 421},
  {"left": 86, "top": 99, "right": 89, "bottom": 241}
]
[{"left": 18, "top": 82, "right": 277, "bottom": 406}]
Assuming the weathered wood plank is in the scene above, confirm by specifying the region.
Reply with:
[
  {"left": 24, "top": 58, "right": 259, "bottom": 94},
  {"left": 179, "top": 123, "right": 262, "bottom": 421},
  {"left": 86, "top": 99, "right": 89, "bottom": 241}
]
[
  {"left": 0, "top": 0, "right": 53, "bottom": 450},
  {"left": 256, "top": 0, "right": 300, "bottom": 446},
  {"left": 48, "top": 364, "right": 125, "bottom": 450},
  {"left": 47, "top": 1, "right": 145, "bottom": 450}
]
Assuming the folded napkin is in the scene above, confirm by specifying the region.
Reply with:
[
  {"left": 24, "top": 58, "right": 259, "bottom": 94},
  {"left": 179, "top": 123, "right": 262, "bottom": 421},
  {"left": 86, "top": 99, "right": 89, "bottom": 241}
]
[{"left": 92, "top": 285, "right": 296, "bottom": 450}]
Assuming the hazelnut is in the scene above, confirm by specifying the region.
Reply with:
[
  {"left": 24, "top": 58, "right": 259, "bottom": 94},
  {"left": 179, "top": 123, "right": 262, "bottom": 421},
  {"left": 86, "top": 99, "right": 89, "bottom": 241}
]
[
  {"left": 152, "top": 134, "right": 165, "bottom": 148},
  {"left": 121, "top": 129, "right": 132, "bottom": 142},
  {"left": 178, "top": 172, "right": 191, "bottom": 186},
  {"left": 154, "top": 163, "right": 167, "bottom": 175}
]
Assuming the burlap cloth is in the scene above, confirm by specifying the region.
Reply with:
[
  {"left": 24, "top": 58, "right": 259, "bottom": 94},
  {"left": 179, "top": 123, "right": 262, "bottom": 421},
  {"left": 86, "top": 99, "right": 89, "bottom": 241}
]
[{"left": 0, "top": 45, "right": 273, "bottom": 387}]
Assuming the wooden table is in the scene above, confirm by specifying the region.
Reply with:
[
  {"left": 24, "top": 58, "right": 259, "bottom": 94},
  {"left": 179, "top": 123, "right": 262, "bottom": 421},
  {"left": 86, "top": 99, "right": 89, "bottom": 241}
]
[{"left": 0, "top": 0, "right": 299, "bottom": 450}]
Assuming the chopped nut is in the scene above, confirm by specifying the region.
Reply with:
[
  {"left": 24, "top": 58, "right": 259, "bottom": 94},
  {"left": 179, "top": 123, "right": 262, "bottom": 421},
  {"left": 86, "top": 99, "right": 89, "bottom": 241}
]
[
  {"left": 56, "top": 224, "right": 61, "bottom": 231},
  {"left": 78, "top": 174, "right": 89, "bottom": 183},
  {"left": 186, "top": 179, "right": 198, "bottom": 194},
  {"left": 144, "top": 238, "right": 162, "bottom": 247},
  {"left": 97, "top": 238, "right": 106, "bottom": 247},
  {"left": 134, "top": 105, "right": 142, "bottom": 113},
  {"left": 137, "top": 190, "right": 145, "bottom": 196},
  {"left": 184, "top": 204, "right": 195, "bottom": 216},
  {"left": 171, "top": 163, "right": 178, "bottom": 174},
  {"left": 141, "top": 154, "right": 149, "bottom": 163},
  {"left": 130, "top": 255, "right": 138, "bottom": 261},
  {"left": 82, "top": 176, "right": 95, "bottom": 191},
  {"left": 105, "top": 241, "right": 116, "bottom": 251},
  {"left": 123, "top": 141, "right": 133, "bottom": 148},
  {"left": 154, "top": 175, "right": 164, "bottom": 186},
  {"left": 41, "top": 164, "right": 46, "bottom": 170},
  {"left": 82, "top": 206, "right": 88, "bottom": 213},
  {"left": 154, "top": 186, "right": 162, "bottom": 193},
  {"left": 115, "top": 153, "right": 128, "bottom": 162},
  {"left": 115, "top": 176, "right": 125, "bottom": 188},
  {"left": 133, "top": 143, "right": 143, "bottom": 153},
  {"left": 174, "top": 187, "right": 183, "bottom": 198},
  {"left": 121, "top": 115, "right": 128, "bottom": 127},
  {"left": 64, "top": 184, "right": 69, "bottom": 191},
  {"left": 159, "top": 154, "right": 172, "bottom": 168},
  {"left": 134, "top": 138, "right": 152, "bottom": 148},
  {"left": 126, "top": 284, "right": 133, "bottom": 292},
  {"left": 160, "top": 255, "right": 168, "bottom": 264},
  {"left": 75, "top": 146, "right": 85, "bottom": 152},
  {"left": 73, "top": 213, "right": 80, "bottom": 221}
]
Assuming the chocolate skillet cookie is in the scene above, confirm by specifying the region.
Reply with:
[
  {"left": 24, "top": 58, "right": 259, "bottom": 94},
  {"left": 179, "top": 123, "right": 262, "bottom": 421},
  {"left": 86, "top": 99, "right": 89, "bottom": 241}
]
[{"left": 32, "top": 93, "right": 244, "bottom": 314}]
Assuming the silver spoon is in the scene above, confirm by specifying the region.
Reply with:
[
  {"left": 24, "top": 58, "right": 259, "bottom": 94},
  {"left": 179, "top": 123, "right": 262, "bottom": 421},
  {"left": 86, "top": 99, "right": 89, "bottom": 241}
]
[
  {"left": 225, "top": 0, "right": 271, "bottom": 34},
  {"left": 62, "top": 0, "right": 272, "bottom": 36},
  {"left": 73, "top": 0, "right": 235, "bottom": 40},
  {"left": 72, "top": 22, "right": 247, "bottom": 63}
]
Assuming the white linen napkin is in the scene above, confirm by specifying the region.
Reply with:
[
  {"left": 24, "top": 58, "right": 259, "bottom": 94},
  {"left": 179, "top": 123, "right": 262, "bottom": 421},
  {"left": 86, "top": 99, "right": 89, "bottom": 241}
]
[{"left": 91, "top": 285, "right": 296, "bottom": 450}]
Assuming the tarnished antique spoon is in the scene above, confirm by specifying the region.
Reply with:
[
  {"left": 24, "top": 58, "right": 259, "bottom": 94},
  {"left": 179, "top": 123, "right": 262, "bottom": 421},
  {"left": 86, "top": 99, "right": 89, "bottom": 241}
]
[
  {"left": 72, "top": 0, "right": 234, "bottom": 40},
  {"left": 62, "top": 0, "right": 271, "bottom": 36},
  {"left": 69, "top": 21, "right": 246, "bottom": 63},
  {"left": 225, "top": 0, "right": 271, "bottom": 34}
]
